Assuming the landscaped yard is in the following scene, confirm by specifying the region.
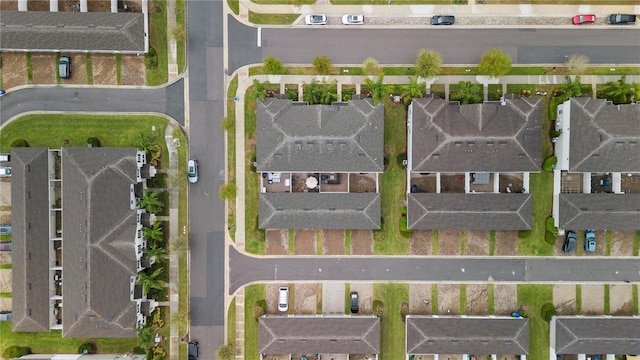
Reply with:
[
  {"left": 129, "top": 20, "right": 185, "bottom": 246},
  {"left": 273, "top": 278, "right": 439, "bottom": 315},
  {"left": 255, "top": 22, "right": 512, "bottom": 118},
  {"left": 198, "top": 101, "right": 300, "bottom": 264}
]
[
  {"left": 244, "top": 284, "right": 265, "bottom": 360},
  {"left": 374, "top": 283, "right": 409, "bottom": 360},
  {"left": 517, "top": 285, "right": 553, "bottom": 360}
]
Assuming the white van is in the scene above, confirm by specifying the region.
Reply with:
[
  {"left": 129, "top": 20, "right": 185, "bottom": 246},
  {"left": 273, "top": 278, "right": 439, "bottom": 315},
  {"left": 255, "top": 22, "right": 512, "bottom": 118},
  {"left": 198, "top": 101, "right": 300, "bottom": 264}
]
[{"left": 278, "top": 287, "right": 289, "bottom": 312}]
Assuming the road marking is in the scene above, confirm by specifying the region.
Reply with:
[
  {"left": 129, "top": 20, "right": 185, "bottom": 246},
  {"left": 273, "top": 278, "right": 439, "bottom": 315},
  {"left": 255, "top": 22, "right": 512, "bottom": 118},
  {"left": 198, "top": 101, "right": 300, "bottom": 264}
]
[{"left": 257, "top": 27, "right": 262, "bottom": 47}]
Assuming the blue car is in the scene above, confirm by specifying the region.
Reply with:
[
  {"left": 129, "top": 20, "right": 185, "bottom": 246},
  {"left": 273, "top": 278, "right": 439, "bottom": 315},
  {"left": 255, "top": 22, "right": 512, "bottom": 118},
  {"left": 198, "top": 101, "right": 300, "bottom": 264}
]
[{"left": 584, "top": 229, "right": 596, "bottom": 252}]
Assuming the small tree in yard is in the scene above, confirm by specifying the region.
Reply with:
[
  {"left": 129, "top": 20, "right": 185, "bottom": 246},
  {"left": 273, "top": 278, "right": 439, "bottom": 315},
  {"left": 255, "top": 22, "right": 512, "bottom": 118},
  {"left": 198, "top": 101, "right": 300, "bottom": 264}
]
[
  {"left": 362, "top": 57, "right": 382, "bottom": 76},
  {"left": 263, "top": 56, "right": 284, "bottom": 74},
  {"left": 566, "top": 54, "right": 589, "bottom": 75},
  {"left": 602, "top": 75, "right": 635, "bottom": 104},
  {"left": 414, "top": 49, "right": 442, "bottom": 79},
  {"left": 312, "top": 55, "right": 332, "bottom": 75},
  {"left": 451, "top": 81, "right": 482, "bottom": 105},
  {"left": 217, "top": 344, "right": 235, "bottom": 360},
  {"left": 219, "top": 182, "right": 237, "bottom": 200},
  {"left": 402, "top": 76, "right": 425, "bottom": 105},
  {"left": 478, "top": 48, "right": 511, "bottom": 78},
  {"left": 253, "top": 79, "right": 270, "bottom": 102},
  {"left": 364, "top": 74, "right": 387, "bottom": 105}
]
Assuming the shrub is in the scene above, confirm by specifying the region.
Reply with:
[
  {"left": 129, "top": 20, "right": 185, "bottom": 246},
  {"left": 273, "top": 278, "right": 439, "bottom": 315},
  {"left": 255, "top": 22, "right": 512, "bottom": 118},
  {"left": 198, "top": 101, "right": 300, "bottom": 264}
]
[
  {"left": 545, "top": 230, "right": 557, "bottom": 245},
  {"left": 133, "top": 346, "right": 147, "bottom": 354},
  {"left": 152, "top": 309, "right": 164, "bottom": 328},
  {"left": 3, "top": 346, "right": 31, "bottom": 358},
  {"left": 372, "top": 300, "right": 384, "bottom": 318},
  {"left": 87, "top": 136, "right": 101, "bottom": 147},
  {"left": 540, "top": 303, "right": 556, "bottom": 322},
  {"left": 542, "top": 156, "right": 557, "bottom": 172},
  {"left": 396, "top": 152, "right": 407, "bottom": 167},
  {"left": 400, "top": 302, "right": 409, "bottom": 322},
  {"left": 78, "top": 342, "right": 96, "bottom": 354},
  {"left": 518, "top": 230, "right": 532, "bottom": 239},
  {"left": 545, "top": 217, "right": 558, "bottom": 235},
  {"left": 362, "top": 57, "right": 382, "bottom": 76},
  {"left": 145, "top": 47, "right": 158, "bottom": 69},
  {"left": 10, "top": 138, "right": 29, "bottom": 147},
  {"left": 400, "top": 216, "right": 412, "bottom": 238},
  {"left": 217, "top": 344, "right": 235, "bottom": 360},
  {"left": 550, "top": 129, "right": 562, "bottom": 139},
  {"left": 287, "top": 90, "right": 298, "bottom": 101},
  {"left": 312, "top": 55, "right": 332, "bottom": 75},
  {"left": 219, "top": 183, "right": 237, "bottom": 200},
  {"left": 254, "top": 299, "right": 267, "bottom": 319},
  {"left": 263, "top": 56, "right": 284, "bottom": 75}
]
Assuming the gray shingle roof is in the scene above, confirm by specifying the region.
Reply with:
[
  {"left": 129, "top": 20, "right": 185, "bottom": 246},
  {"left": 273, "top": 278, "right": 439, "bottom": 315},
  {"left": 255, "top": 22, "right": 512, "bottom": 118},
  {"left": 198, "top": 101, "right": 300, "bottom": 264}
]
[
  {"left": 408, "top": 193, "right": 533, "bottom": 230},
  {"left": 259, "top": 193, "right": 380, "bottom": 229},
  {"left": 256, "top": 99, "right": 384, "bottom": 172},
  {"left": 554, "top": 316, "right": 640, "bottom": 354},
  {"left": 0, "top": 11, "right": 145, "bottom": 53},
  {"left": 410, "top": 95, "right": 543, "bottom": 172},
  {"left": 10, "top": 148, "right": 51, "bottom": 332},
  {"left": 406, "top": 316, "right": 529, "bottom": 355},
  {"left": 565, "top": 98, "right": 640, "bottom": 172},
  {"left": 559, "top": 193, "right": 640, "bottom": 230},
  {"left": 259, "top": 316, "right": 380, "bottom": 354},
  {"left": 61, "top": 147, "right": 139, "bottom": 338}
]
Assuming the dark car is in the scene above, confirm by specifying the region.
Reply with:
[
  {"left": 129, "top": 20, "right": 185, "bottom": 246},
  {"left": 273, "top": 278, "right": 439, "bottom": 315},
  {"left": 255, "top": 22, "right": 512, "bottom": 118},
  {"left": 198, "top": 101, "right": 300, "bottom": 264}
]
[
  {"left": 350, "top": 291, "right": 359, "bottom": 313},
  {"left": 188, "top": 341, "right": 198, "bottom": 360},
  {"left": 562, "top": 231, "right": 577, "bottom": 253},
  {"left": 431, "top": 15, "right": 455, "bottom": 25},
  {"left": 584, "top": 229, "right": 596, "bottom": 252},
  {"left": 607, "top": 14, "right": 636, "bottom": 24}
]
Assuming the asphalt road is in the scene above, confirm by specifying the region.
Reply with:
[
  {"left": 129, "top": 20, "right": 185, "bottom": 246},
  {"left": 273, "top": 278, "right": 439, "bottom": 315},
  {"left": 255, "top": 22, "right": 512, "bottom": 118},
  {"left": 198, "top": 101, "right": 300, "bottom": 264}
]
[
  {"left": 0, "top": 81, "right": 185, "bottom": 125},
  {"left": 186, "top": 0, "right": 227, "bottom": 357},
  {"left": 228, "top": 17, "right": 640, "bottom": 73},
  {"left": 228, "top": 247, "right": 640, "bottom": 294}
]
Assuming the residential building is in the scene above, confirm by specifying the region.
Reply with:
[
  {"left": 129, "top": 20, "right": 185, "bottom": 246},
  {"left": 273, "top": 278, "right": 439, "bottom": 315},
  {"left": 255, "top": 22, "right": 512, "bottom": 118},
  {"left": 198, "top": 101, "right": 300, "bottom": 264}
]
[
  {"left": 552, "top": 316, "right": 640, "bottom": 358},
  {"left": 256, "top": 97, "right": 384, "bottom": 229},
  {"left": 11, "top": 147, "right": 156, "bottom": 338},
  {"left": 406, "top": 316, "right": 529, "bottom": 358},
  {"left": 407, "top": 94, "right": 543, "bottom": 230},
  {"left": 259, "top": 315, "right": 380, "bottom": 357},
  {"left": 553, "top": 98, "right": 640, "bottom": 231}
]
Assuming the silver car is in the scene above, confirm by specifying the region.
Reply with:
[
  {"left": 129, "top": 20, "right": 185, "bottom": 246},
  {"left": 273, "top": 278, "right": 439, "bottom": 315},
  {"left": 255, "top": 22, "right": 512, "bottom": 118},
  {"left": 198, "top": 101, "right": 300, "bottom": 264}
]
[
  {"left": 305, "top": 14, "right": 327, "bottom": 25},
  {"left": 187, "top": 159, "right": 199, "bottom": 184},
  {"left": 342, "top": 14, "right": 364, "bottom": 25}
]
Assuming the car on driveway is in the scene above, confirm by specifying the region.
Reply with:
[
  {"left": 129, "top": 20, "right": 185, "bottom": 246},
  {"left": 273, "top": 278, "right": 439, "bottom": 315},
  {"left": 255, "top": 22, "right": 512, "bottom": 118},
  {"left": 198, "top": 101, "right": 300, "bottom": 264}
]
[
  {"left": 584, "top": 229, "right": 596, "bottom": 252},
  {"left": 431, "top": 15, "right": 455, "bottom": 25},
  {"left": 187, "top": 159, "right": 199, "bottom": 184},
  {"left": 59, "top": 56, "right": 71, "bottom": 79},
  {"left": 607, "top": 14, "right": 636, "bottom": 24},
  {"left": 350, "top": 291, "right": 359, "bottom": 313},
  {"left": 572, "top": 14, "right": 596, "bottom": 25},
  {"left": 188, "top": 341, "right": 198, "bottom": 360},
  {"left": 305, "top": 14, "right": 327, "bottom": 25},
  {"left": 342, "top": 14, "right": 364, "bottom": 25},
  {"left": 562, "top": 231, "right": 577, "bottom": 253},
  {"left": 278, "top": 287, "right": 289, "bottom": 312}
]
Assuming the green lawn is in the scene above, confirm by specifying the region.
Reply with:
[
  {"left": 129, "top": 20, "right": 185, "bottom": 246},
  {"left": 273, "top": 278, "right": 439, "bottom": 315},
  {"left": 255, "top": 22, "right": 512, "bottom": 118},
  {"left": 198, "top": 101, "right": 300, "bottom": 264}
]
[
  {"left": 373, "top": 97, "right": 409, "bottom": 255},
  {"left": 0, "top": 322, "right": 138, "bottom": 355},
  {"left": 244, "top": 86, "right": 266, "bottom": 254},
  {"left": 0, "top": 114, "right": 168, "bottom": 151},
  {"left": 244, "top": 284, "right": 265, "bottom": 360},
  {"left": 374, "top": 284, "right": 409, "bottom": 360},
  {"left": 227, "top": 298, "right": 236, "bottom": 345},
  {"left": 0, "top": 263, "right": 11, "bottom": 269},
  {"left": 248, "top": 11, "right": 299, "bottom": 25},
  {"left": 176, "top": 0, "right": 186, "bottom": 74},
  {"left": 517, "top": 284, "right": 553, "bottom": 360},
  {"left": 147, "top": 0, "right": 169, "bottom": 86},
  {"left": 226, "top": 76, "right": 239, "bottom": 242},
  {"left": 227, "top": 0, "right": 239, "bottom": 15}
]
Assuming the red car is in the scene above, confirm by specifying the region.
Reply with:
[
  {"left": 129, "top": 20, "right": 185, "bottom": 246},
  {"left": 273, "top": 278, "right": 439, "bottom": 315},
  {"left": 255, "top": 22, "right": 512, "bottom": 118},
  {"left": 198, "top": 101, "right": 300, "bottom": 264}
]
[{"left": 572, "top": 14, "right": 596, "bottom": 24}]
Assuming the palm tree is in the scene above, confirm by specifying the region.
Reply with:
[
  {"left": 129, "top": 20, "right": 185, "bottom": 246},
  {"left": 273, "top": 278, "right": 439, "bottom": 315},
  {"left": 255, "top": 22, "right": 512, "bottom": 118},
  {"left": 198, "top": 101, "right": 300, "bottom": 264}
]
[
  {"left": 139, "top": 189, "right": 164, "bottom": 214},
  {"left": 136, "top": 325, "right": 155, "bottom": 349},
  {"left": 253, "top": 79, "right": 270, "bottom": 102},
  {"left": 171, "top": 310, "right": 189, "bottom": 336},
  {"left": 557, "top": 75, "right": 583, "bottom": 98},
  {"left": 303, "top": 80, "right": 337, "bottom": 105},
  {"left": 144, "top": 242, "right": 169, "bottom": 265},
  {"left": 137, "top": 267, "right": 166, "bottom": 295},
  {"left": 602, "top": 75, "right": 634, "bottom": 104},
  {"left": 402, "top": 76, "right": 425, "bottom": 105},
  {"left": 364, "top": 74, "right": 387, "bottom": 105},
  {"left": 450, "top": 81, "right": 482, "bottom": 105},
  {"left": 143, "top": 221, "right": 164, "bottom": 244}
]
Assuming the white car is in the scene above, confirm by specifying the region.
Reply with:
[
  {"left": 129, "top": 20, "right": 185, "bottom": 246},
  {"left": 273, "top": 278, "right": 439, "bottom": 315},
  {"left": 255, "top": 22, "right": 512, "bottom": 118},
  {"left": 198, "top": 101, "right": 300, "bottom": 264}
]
[
  {"left": 342, "top": 14, "right": 364, "bottom": 25},
  {"left": 305, "top": 14, "right": 327, "bottom": 25},
  {"left": 278, "top": 287, "right": 289, "bottom": 312},
  {"left": 187, "top": 159, "right": 199, "bottom": 184}
]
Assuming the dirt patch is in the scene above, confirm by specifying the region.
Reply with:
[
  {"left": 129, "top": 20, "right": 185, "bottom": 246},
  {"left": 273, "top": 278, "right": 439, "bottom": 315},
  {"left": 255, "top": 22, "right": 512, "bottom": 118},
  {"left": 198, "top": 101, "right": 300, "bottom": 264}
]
[
  {"left": 493, "top": 284, "right": 517, "bottom": 315},
  {"left": 610, "top": 230, "right": 635, "bottom": 256},
  {"left": 465, "top": 284, "right": 489, "bottom": 315},
  {"left": 294, "top": 229, "right": 316, "bottom": 255},
  {"left": 0, "top": 182, "right": 10, "bottom": 206},
  {"left": 62, "top": 54, "right": 87, "bottom": 85},
  {"left": 27, "top": 0, "right": 49, "bottom": 10},
  {"left": 31, "top": 53, "right": 57, "bottom": 84},
  {"left": 293, "top": 283, "right": 320, "bottom": 315},
  {"left": 441, "top": 174, "right": 465, "bottom": 193},
  {"left": 92, "top": 54, "right": 117, "bottom": 85},
  {"left": 0, "top": 252, "right": 10, "bottom": 264},
  {"left": 1, "top": 52, "right": 28, "bottom": 89},
  {"left": 322, "top": 229, "right": 344, "bottom": 255},
  {"left": 0, "top": 212, "right": 10, "bottom": 223},
  {"left": 409, "top": 284, "right": 432, "bottom": 315},
  {"left": 494, "top": 231, "right": 518, "bottom": 256},
  {"left": 351, "top": 230, "right": 373, "bottom": 255},
  {"left": 410, "top": 230, "right": 432, "bottom": 255},
  {"left": 609, "top": 284, "right": 633, "bottom": 315},
  {"left": 87, "top": 0, "right": 112, "bottom": 11},
  {"left": 0, "top": 0, "right": 17, "bottom": 10},
  {"left": 265, "top": 229, "right": 287, "bottom": 255},
  {"left": 350, "top": 283, "right": 373, "bottom": 314},
  {"left": 0, "top": 269, "right": 11, "bottom": 292},
  {"left": 580, "top": 284, "right": 604, "bottom": 315},
  {"left": 436, "top": 284, "right": 460, "bottom": 315},
  {"left": 466, "top": 231, "right": 489, "bottom": 255},
  {"left": 553, "top": 284, "right": 576, "bottom": 315},
  {"left": 58, "top": 0, "right": 82, "bottom": 12},
  {"left": 121, "top": 54, "right": 146, "bottom": 85},
  {"left": 348, "top": 174, "right": 376, "bottom": 193},
  {"left": 437, "top": 230, "right": 461, "bottom": 255}
]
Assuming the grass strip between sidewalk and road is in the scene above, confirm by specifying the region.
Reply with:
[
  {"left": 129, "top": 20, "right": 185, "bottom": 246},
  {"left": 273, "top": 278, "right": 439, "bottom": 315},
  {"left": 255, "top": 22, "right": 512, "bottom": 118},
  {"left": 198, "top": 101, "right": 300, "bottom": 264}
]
[
  {"left": 248, "top": 11, "right": 299, "bottom": 25},
  {"left": 244, "top": 284, "right": 265, "bottom": 360}
]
